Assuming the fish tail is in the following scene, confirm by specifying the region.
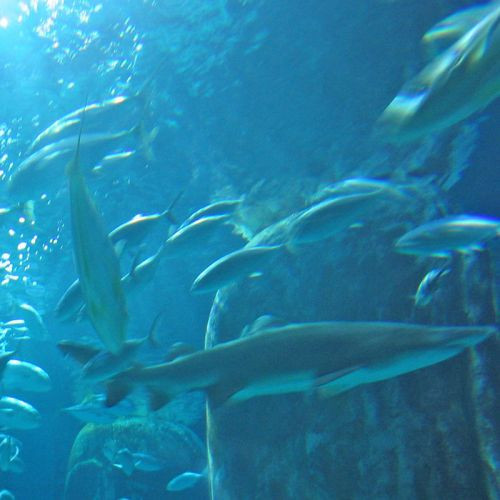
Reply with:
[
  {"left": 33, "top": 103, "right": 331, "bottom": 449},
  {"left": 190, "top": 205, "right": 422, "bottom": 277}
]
[
  {"left": 162, "top": 189, "right": 184, "bottom": 225},
  {"left": 134, "top": 123, "right": 159, "bottom": 162}
]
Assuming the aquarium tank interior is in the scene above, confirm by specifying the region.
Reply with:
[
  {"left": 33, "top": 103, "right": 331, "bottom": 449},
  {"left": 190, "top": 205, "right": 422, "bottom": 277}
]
[{"left": 0, "top": 0, "right": 498, "bottom": 499}]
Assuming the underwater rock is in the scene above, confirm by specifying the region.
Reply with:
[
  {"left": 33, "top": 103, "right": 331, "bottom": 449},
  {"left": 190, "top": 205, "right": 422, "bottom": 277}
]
[
  {"left": 64, "top": 418, "right": 207, "bottom": 500},
  {"left": 205, "top": 206, "right": 499, "bottom": 499}
]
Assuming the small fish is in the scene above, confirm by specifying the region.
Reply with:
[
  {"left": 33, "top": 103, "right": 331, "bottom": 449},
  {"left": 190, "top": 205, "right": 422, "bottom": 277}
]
[
  {"left": 0, "top": 434, "right": 22, "bottom": 474},
  {"left": 17, "top": 303, "right": 49, "bottom": 340},
  {"left": 395, "top": 215, "right": 500, "bottom": 257},
  {"left": 376, "top": 3, "right": 500, "bottom": 142},
  {"left": 289, "top": 191, "right": 380, "bottom": 245},
  {"left": 0, "top": 396, "right": 41, "bottom": 430},
  {"left": 131, "top": 452, "right": 164, "bottom": 472},
  {"left": 91, "top": 150, "right": 136, "bottom": 174},
  {"left": 109, "top": 191, "right": 182, "bottom": 254},
  {"left": 121, "top": 246, "right": 165, "bottom": 294},
  {"left": 166, "top": 469, "right": 207, "bottom": 492},
  {"left": 1, "top": 360, "right": 52, "bottom": 393},
  {"left": 62, "top": 393, "right": 136, "bottom": 424},
  {"left": 191, "top": 245, "right": 282, "bottom": 294},
  {"left": 180, "top": 198, "right": 242, "bottom": 228},
  {"left": 107, "top": 447, "right": 164, "bottom": 476},
  {"left": 163, "top": 215, "right": 232, "bottom": 257},
  {"left": 67, "top": 118, "right": 128, "bottom": 355},
  {"left": 105, "top": 321, "right": 495, "bottom": 410},
  {"left": 414, "top": 268, "right": 450, "bottom": 308}
]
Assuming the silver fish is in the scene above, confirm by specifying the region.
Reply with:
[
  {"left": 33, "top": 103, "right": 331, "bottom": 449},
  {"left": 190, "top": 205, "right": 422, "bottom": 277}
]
[
  {"left": 414, "top": 268, "right": 450, "bottom": 308},
  {"left": 62, "top": 393, "right": 136, "bottom": 424},
  {"left": 395, "top": 215, "right": 500, "bottom": 257},
  {"left": 164, "top": 215, "right": 232, "bottom": 257},
  {"left": 376, "top": 3, "right": 500, "bottom": 142},
  {"left": 180, "top": 198, "right": 242, "bottom": 228},
  {"left": 1, "top": 360, "right": 51, "bottom": 393},
  {"left": 289, "top": 191, "right": 380, "bottom": 245},
  {"left": 0, "top": 396, "right": 41, "bottom": 430},
  {"left": 106, "top": 321, "right": 495, "bottom": 409},
  {"left": 67, "top": 122, "right": 128, "bottom": 354},
  {"left": 191, "top": 245, "right": 282, "bottom": 294}
]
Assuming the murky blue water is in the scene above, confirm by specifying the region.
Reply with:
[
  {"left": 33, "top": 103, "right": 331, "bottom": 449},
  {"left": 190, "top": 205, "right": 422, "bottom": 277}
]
[{"left": 0, "top": 1, "right": 498, "bottom": 499}]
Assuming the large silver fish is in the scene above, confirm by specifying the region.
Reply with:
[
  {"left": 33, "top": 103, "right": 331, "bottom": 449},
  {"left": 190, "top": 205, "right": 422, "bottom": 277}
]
[
  {"left": 395, "top": 215, "right": 500, "bottom": 257},
  {"left": 67, "top": 123, "right": 128, "bottom": 354},
  {"left": 8, "top": 128, "right": 140, "bottom": 203},
  {"left": 376, "top": 3, "right": 500, "bottom": 142},
  {"left": 191, "top": 245, "right": 282, "bottom": 294},
  {"left": 106, "top": 321, "right": 495, "bottom": 409}
]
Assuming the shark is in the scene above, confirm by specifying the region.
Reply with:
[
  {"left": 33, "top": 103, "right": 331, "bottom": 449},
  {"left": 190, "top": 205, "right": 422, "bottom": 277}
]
[
  {"left": 67, "top": 113, "right": 128, "bottom": 355},
  {"left": 105, "top": 320, "right": 496, "bottom": 410}
]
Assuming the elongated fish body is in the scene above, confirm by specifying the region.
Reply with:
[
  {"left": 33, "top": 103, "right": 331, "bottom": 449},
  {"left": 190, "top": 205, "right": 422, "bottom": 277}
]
[
  {"left": 164, "top": 215, "right": 231, "bottom": 257},
  {"left": 290, "top": 191, "right": 379, "bottom": 245},
  {"left": 106, "top": 321, "right": 495, "bottom": 408},
  {"left": 55, "top": 279, "right": 85, "bottom": 322},
  {"left": 109, "top": 211, "right": 174, "bottom": 252},
  {"left": 180, "top": 199, "right": 242, "bottom": 228},
  {"left": 318, "top": 178, "right": 409, "bottom": 201},
  {"left": 395, "top": 215, "right": 500, "bottom": 257},
  {"left": 67, "top": 130, "right": 128, "bottom": 355},
  {"left": 9, "top": 128, "right": 135, "bottom": 203},
  {"left": 17, "top": 303, "right": 48, "bottom": 340},
  {"left": 0, "top": 396, "right": 41, "bottom": 430},
  {"left": 62, "top": 393, "right": 136, "bottom": 424},
  {"left": 377, "top": 4, "right": 500, "bottom": 142},
  {"left": 1, "top": 360, "right": 51, "bottom": 393},
  {"left": 191, "top": 245, "right": 281, "bottom": 294},
  {"left": 121, "top": 246, "right": 165, "bottom": 294},
  {"left": 414, "top": 267, "right": 450, "bottom": 307},
  {"left": 29, "top": 95, "right": 140, "bottom": 152}
]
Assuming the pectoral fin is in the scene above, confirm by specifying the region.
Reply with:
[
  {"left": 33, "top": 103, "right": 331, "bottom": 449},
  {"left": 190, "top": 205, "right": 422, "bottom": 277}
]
[{"left": 315, "top": 366, "right": 363, "bottom": 398}]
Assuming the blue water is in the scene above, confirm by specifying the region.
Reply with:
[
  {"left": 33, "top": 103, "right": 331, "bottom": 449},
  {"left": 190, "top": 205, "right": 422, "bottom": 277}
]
[{"left": 0, "top": 1, "right": 498, "bottom": 499}]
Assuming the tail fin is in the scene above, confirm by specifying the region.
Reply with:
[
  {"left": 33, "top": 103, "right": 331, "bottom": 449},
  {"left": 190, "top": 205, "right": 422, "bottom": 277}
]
[
  {"left": 162, "top": 189, "right": 184, "bottom": 225},
  {"left": 135, "top": 123, "right": 159, "bottom": 162}
]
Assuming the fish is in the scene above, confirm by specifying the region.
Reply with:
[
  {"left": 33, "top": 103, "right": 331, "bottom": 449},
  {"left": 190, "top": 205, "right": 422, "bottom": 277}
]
[
  {"left": 376, "top": 3, "right": 500, "bottom": 142},
  {"left": 0, "top": 434, "right": 22, "bottom": 473},
  {"left": 61, "top": 393, "right": 136, "bottom": 424},
  {"left": 1, "top": 360, "right": 52, "bottom": 393},
  {"left": 315, "top": 177, "right": 410, "bottom": 201},
  {"left": 106, "top": 447, "right": 164, "bottom": 476},
  {"left": 17, "top": 303, "right": 48, "bottom": 340},
  {"left": 109, "top": 191, "right": 182, "bottom": 254},
  {"left": 414, "top": 267, "right": 450, "bottom": 308},
  {"left": 166, "top": 469, "right": 207, "bottom": 492},
  {"left": 91, "top": 150, "right": 136, "bottom": 174},
  {"left": 0, "top": 396, "right": 41, "bottom": 430},
  {"left": 0, "top": 490, "right": 15, "bottom": 500},
  {"left": 163, "top": 215, "right": 232, "bottom": 258},
  {"left": 59, "top": 314, "right": 161, "bottom": 383},
  {"left": 395, "top": 215, "right": 500, "bottom": 257},
  {"left": 289, "top": 191, "right": 380, "bottom": 245},
  {"left": 121, "top": 246, "right": 165, "bottom": 294},
  {"left": 66, "top": 116, "right": 128, "bottom": 355},
  {"left": 8, "top": 128, "right": 143, "bottom": 203},
  {"left": 180, "top": 198, "right": 242, "bottom": 228},
  {"left": 105, "top": 321, "right": 495, "bottom": 410},
  {"left": 191, "top": 245, "right": 282, "bottom": 294},
  {"left": 54, "top": 279, "right": 85, "bottom": 323}
]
